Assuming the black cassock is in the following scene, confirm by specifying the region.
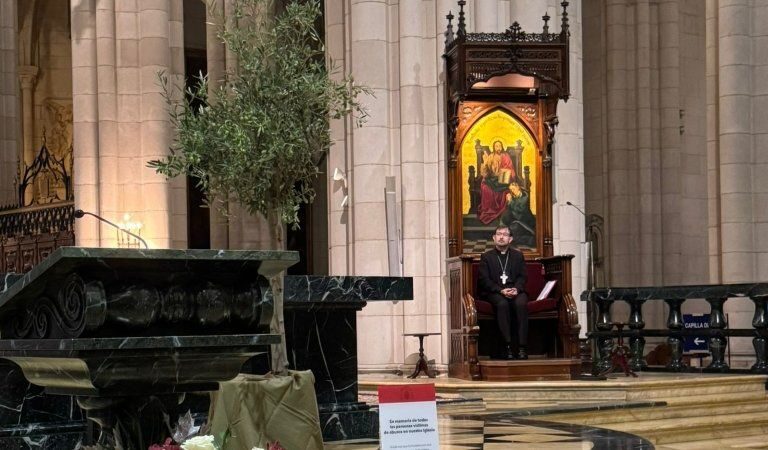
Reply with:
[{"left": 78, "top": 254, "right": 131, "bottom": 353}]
[{"left": 477, "top": 248, "right": 529, "bottom": 347}]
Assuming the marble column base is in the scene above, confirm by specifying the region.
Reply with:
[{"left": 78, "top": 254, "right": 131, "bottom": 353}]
[
  {"left": 0, "top": 361, "right": 89, "bottom": 448},
  {"left": 319, "top": 402, "right": 378, "bottom": 442}
]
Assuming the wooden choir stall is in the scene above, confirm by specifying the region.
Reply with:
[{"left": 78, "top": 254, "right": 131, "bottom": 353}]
[{"left": 444, "top": 2, "right": 581, "bottom": 381}]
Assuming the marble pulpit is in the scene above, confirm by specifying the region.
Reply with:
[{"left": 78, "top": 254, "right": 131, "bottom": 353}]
[
  {"left": 0, "top": 248, "right": 414, "bottom": 448},
  {"left": 0, "top": 247, "right": 290, "bottom": 449}
]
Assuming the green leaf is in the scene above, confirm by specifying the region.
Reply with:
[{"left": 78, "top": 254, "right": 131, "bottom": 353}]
[{"left": 150, "top": 0, "right": 368, "bottom": 229}]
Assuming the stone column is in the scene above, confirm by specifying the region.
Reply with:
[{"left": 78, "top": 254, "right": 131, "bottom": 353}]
[
  {"left": 509, "top": 0, "right": 556, "bottom": 32},
  {"left": 350, "top": 0, "right": 402, "bottom": 372},
  {"left": 17, "top": 65, "right": 37, "bottom": 203},
  {"left": 552, "top": 0, "right": 586, "bottom": 325},
  {"left": 137, "top": 0, "right": 181, "bottom": 248},
  {"left": 207, "top": 0, "right": 230, "bottom": 250},
  {"left": 399, "top": 0, "right": 445, "bottom": 370},
  {"left": 205, "top": 0, "right": 276, "bottom": 251},
  {"left": 717, "top": 0, "right": 753, "bottom": 282},
  {"left": 73, "top": 0, "right": 184, "bottom": 248},
  {"left": 96, "top": 0, "right": 119, "bottom": 245},
  {"left": 677, "top": 0, "right": 708, "bottom": 283},
  {"left": 71, "top": 0, "right": 101, "bottom": 246},
  {"left": 325, "top": 0, "right": 352, "bottom": 274},
  {"left": 473, "top": 0, "right": 501, "bottom": 32},
  {"left": 706, "top": 0, "right": 721, "bottom": 282},
  {"left": 753, "top": 2, "right": 768, "bottom": 280},
  {"left": 717, "top": 0, "right": 768, "bottom": 364},
  {"left": 659, "top": 0, "right": 687, "bottom": 284},
  {"left": 0, "top": 0, "right": 19, "bottom": 206}
]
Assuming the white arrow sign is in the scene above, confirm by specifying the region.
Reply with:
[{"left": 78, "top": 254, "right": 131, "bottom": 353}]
[{"left": 694, "top": 337, "right": 706, "bottom": 345}]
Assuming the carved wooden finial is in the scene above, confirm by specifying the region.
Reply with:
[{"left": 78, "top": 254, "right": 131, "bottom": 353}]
[
  {"left": 457, "top": 0, "right": 467, "bottom": 37},
  {"left": 508, "top": 22, "right": 525, "bottom": 42},
  {"left": 542, "top": 12, "right": 551, "bottom": 36},
  {"left": 561, "top": 1, "right": 570, "bottom": 36},
  {"left": 445, "top": 10, "right": 455, "bottom": 44}
]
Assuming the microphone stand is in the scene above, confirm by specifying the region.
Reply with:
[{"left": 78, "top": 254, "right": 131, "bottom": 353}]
[
  {"left": 566, "top": 201, "right": 595, "bottom": 292},
  {"left": 74, "top": 209, "right": 149, "bottom": 249}
]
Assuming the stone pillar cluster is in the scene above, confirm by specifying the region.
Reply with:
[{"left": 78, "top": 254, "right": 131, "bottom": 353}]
[
  {"left": 326, "top": 0, "right": 585, "bottom": 371},
  {"left": 583, "top": 0, "right": 708, "bottom": 290},
  {"left": 71, "top": 0, "right": 186, "bottom": 248},
  {"left": 584, "top": 0, "right": 768, "bottom": 365}
]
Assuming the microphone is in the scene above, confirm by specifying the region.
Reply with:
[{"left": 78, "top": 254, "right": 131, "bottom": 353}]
[
  {"left": 565, "top": 201, "right": 586, "bottom": 217},
  {"left": 74, "top": 209, "right": 149, "bottom": 249}
]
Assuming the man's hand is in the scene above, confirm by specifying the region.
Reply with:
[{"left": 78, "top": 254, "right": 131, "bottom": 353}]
[{"left": 501, "top": 287, "right": 518, "bottom": 298}]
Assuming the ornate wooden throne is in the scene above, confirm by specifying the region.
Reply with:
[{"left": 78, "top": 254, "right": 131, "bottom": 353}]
[{"left": 443, "top": 1, "right": 580, "bottom": 380}]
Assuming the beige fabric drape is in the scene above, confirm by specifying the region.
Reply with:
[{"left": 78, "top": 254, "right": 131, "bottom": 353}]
[{"left": 209, "top": 371, "right": 323, "bottom": 450}]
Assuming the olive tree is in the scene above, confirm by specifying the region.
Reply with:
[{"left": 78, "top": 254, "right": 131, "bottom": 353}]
[{"left": 150, "top": 0, "right": 368, "bottom": 373}]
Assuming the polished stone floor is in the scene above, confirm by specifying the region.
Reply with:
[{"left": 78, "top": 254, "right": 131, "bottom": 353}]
[
  {"left": 325, "top": 411, "right": 653, "bottom": 449},
  {"left": 325, "top": 372, "right": 768, "bottom": 449}
]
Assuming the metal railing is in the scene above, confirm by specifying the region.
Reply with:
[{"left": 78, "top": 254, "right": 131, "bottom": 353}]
[{"left": 581, "top": 284, "right": 768, "bottom": 374}]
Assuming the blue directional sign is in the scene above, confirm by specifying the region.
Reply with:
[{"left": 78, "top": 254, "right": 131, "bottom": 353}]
[{"left": 683, "top": 314, "right": 710, "bottom": 353}]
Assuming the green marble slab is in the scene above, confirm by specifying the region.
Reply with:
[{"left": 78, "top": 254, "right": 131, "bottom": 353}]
[{"left": 0, "top": 247, "right": 298, "bottom": 319}]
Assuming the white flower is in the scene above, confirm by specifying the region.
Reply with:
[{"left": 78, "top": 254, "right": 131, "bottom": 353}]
[
  {"left": 181, "top": 435, "right": 217, "bottom": 450},
  {"left": 251, "top": 448, "right": 265, "bottom": 450}
]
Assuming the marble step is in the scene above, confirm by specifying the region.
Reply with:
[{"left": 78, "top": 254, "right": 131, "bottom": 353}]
[
  {"left": 606, "top": 410, "right": 768, "bottom": 445},
  {"left": 538, "top": 398, "right": 768, "bottom": 425},
  {"left": 447, "top": 375, "right": 767, "bottom": 403},
  {"left": 656, "top": 433, "right": 768, "bottom": 449}
]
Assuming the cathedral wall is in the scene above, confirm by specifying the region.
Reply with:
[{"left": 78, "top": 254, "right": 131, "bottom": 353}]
[
  {"left": 583, "top": 0, "right": 709, "bottom": 333},
  {"left": 585, "top": 0, "right": 768, "bottom": 367},
  {"left": 582, "top": 2, "right": 709, "bottom": 281}
]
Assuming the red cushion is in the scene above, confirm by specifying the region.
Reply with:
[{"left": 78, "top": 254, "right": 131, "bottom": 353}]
[
  {"left": 471, "top": 263, "right": 480, "bottom": 297},
  {"left": 475, "top": 299, "right": 494, "bottom": 315},
  {"left": 476, "top": 297, "right": 557, "bottom": 316},
  {"left": 525, "top": 262, "right": 545, "bottom": 299},
  {"left": 527, "top": 298, "right": 558, "bottom": 314}
]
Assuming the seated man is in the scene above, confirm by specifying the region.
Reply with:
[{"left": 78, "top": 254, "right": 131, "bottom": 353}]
[{"left": 477, "top": 225, "right": 529, "bottom": 359}]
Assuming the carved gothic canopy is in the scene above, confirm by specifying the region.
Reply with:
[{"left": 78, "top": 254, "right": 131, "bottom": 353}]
[{"left": 443, "top": 1, "right": 571, "bottom": 258}]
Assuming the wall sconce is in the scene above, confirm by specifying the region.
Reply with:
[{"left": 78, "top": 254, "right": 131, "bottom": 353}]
[
  {"left": 332, "top": 167, "right": 347, "bottom": 189},
  {"left": 333, "top": 168, "right": 349, "bottom": 208}
]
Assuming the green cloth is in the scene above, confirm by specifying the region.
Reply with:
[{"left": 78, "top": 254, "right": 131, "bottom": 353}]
[{"left": 209, "top": 371, "right": 323, "bottom": 450}]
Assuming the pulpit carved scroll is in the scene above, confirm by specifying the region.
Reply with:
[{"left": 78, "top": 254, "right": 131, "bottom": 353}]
[{"left": 443, "top": 1, "right": 579, "bottom": 379}]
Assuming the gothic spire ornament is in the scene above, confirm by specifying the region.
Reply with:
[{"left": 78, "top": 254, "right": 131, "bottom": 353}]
[{"left": 561, "top": 1, "right": 570, "bottom": 37}]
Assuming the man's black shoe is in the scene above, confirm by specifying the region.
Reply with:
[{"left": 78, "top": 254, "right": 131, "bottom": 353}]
[
  {"left": 505, "top": 345, "right": 516, "bottom": 360},
  {"left": 518, "top": 348, "right": 528, "bottom": 360}
]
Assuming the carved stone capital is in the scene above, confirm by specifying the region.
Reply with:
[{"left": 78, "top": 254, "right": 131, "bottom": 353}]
[{"left": 17, "top": 65, "right": 39, "bottom": 90}]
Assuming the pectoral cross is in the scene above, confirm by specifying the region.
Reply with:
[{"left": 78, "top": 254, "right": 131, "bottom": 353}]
[{"left": 500, "top": 273, "right": 508, "bottom": 285}]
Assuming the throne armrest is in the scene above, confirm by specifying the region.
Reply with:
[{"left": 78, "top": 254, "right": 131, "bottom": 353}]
[{"left": 462, "top": 292, "right": 479, "bottom": 333}]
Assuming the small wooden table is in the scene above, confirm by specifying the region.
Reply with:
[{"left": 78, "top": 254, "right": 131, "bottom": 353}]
[{"left": 403, "top": 332, "right": 440, "bottom": 378}]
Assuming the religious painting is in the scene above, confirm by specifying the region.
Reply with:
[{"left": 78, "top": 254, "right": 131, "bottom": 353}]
[{"left": 460, "top": 108, "right": 539, "bottom": 254}]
